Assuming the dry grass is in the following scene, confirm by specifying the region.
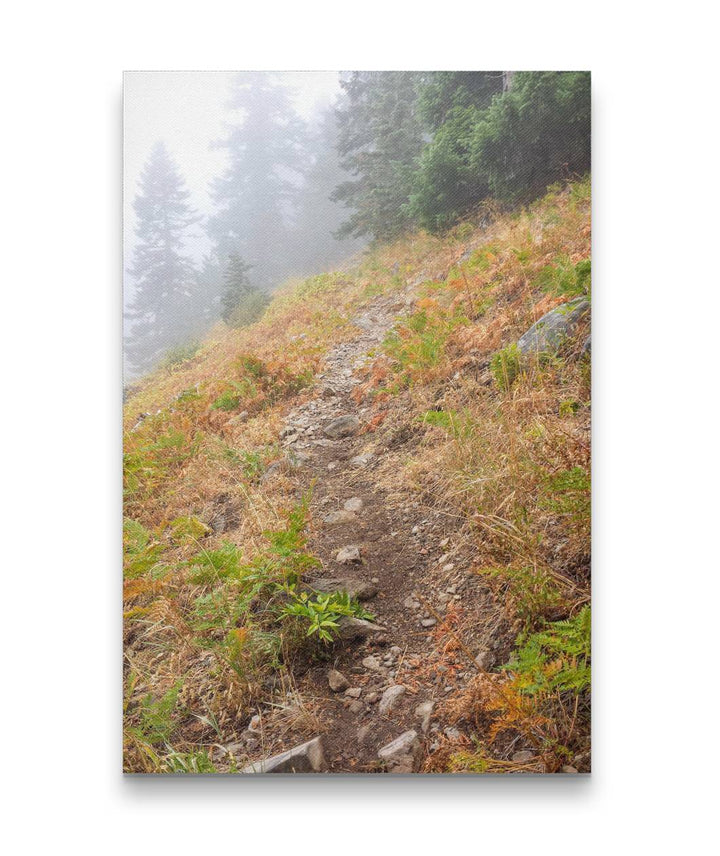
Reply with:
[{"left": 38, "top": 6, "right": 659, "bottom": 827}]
[{"left": 123, "top": 177, "right": 591, "bottom": 773}]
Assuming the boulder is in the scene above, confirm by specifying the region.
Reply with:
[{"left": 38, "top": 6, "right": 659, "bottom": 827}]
[
  {"left": 240, "top": 736, "right": 326, "bottom": 773},
  {"left": 517, "top": 297, "right": 590, "bottom": 356},
  {"left": 323, "top": 414, "right": 360, "bottom": 439}
]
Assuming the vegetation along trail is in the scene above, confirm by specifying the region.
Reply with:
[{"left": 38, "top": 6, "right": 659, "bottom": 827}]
[{"left": 123, "top": 179, "right": 591, "bottom": 774}]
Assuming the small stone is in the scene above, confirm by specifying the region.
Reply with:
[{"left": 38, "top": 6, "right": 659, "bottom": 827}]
[
  {"left": 350, "top": 453, "right": 373, "bottom": 467},
  {"left": 403, "top": 596, "right": 420, "bottom": 610},
  {"left": 241, "top": 736, "right": 326, "bottom": 773},
  {"left": 336, "top": 545, "right": 362, "bottom": 564},
  {"left": 415, "top": 701, "right": 435, "bottom": 734},
  {"left": 512, "top": 750, "right": 535, "bottom": 763},
  {"left": 444, "top": 726, "right": 461, "bottom": 739},
  {"left": 344, "top": 497, "right": 364, "bottom": 512},
  {"left": 378, "top": 730, "right": 421, "bottom": 772},
  {"left": 442, "top": 563, "right": 455, "bottom": 572},
  {"left": 282, "top": 432, "right": 299, "bottom": 445},
  {"left": 474, "top": 650, "right": 494, "bottom": 671},
  {"left": 411, "top": 526, "right": 419, "bottom": 535},
  {"left": 328, "top": 669, "right": 350, "bottom": 693},
  {"left": 322, "top": 509, "right": 356, "bottom": 525},
  {"left": 439, "top": 537, "right": 449, "bottom": 548},
  {"left": 562, "top": 765, "right": 579, "bottom": 774},
  {"left": 366, "top": 692, "right": 379, "bottom": 704},
  {"left": 336, "top": 616, "right": 386, "bottom": 641},
  {"left": 324, "top": 414, "right": 360, "bottom": 439},
  {"left": 362, "top": 655, "right": 382, "bottom": 671},
  {"left": 421, "top": 618, "right": 437, "bottom": 628},
  {"left": 390, "top": 646, "right": 402, "bottom": 656},
  {"left": 379, "top": 684, "right": 406, "bottom": 715},
  {"left": 349, "top": 700, "right": 364, "bottom": 715},
  {"left": 357, "top": 725, "right": 371, "bottom": 745},
  {"left": 345, "top": 687, "right": 362, "bottom": 699},
  {"left": 248, "top": 714, "right": 262, "bottom": 734}
]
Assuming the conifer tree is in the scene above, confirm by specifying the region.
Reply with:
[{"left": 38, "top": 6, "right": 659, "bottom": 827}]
[
  {"left": 208, "top": 72, "right": 306, "bottom": 291},
  {"left": 125, "top": 141, "right": 200, "bottom": 373},
  {"left": 333, "top": 71, "right": 425, "bottom": 240}
]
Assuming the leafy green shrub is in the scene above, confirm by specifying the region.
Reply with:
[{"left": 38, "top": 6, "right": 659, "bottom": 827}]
[
  {"left": 211, "top": 389, "right": 243, "bottom": 411},
  {"left": 490, "top": 343, "right": 521, "bottom": 391},
  {"left": 187, "top": 542, "right": 243, "bottom": 585},
  {"left": 280, "top": 590, "right": 374, "bottom": 644}
]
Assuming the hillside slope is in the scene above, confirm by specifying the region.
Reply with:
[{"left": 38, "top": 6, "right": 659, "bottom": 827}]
[{"left": 123, "top": 178, "right": 591, "bottom": 774}]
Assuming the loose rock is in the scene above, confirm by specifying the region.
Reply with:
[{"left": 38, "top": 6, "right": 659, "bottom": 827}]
[
  {"left": 323, "top": 414, "right": 360, "bottom": 439},
  {"left": 241, "top": 736, "right": 326, "bottom": 773},
  {"left": 378, "top": 730, "right": 421, "bottom": 773},
  {"left": 379, "top": 684, "right": 406, "bottom": 715},
  {"left": 415, "top": 700, "right": 435, "bottom": 734},
  {"left": 328, "top": 669, "right": 350, "bottom": 693},
  {"left": 336, "top": 545, "right": 362, "bottom": 564},
  {"left": 336, "top": 616, "right": 386, "bottom": 641},
  {"left": 344, "top": 497, "right": 364, "bottom": 512}
]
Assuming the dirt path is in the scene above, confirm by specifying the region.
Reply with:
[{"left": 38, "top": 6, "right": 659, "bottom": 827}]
[{"left": 259, "top": 287, "right": 501, "bottom": 772}]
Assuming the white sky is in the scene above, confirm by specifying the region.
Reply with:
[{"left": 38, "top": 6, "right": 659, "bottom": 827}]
[{"left": 123, "top": 71, "right": 342, "bottom": 270}]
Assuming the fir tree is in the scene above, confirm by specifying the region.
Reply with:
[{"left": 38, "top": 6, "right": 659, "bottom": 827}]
[
  {"left": 125, "top": 141, "right": 200, "bottom": 373},
  {"left": 333, "top": 72, "right": 425, "bottom": 240},
  {"left": 208, "top": 72, "right": 306, "bottom": 291}
]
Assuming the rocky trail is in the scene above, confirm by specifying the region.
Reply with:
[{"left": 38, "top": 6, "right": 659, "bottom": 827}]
[{"left": 241, "top": 287, "right": 505, "bottom": 773}]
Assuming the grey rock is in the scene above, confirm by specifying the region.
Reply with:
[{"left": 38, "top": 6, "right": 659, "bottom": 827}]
[
  {"left": 378, "top": 730, "right": 421, "bottom": 772},
  {"left": 403, "top": 596, "right": 420, "bottom": 610},
  {"left": 344, "top": 687, "right": 362, "bottom": 699},
  {"left": 336, "top": 545, "right": 362, "bottom": 564},
  {"left": 228, "top": 410, "right": 250, "bottom": 426},
  {"left": 343, "top": 497, "right": 364, "bottom": 513},
  {"left": 357, "top": 725, "right": 371, "bottom": 745},
  {"left": 309, "top": 577, "right": 378, "bottom": 601},
  {"left": 512, "top": 750, "right": 535, "bottom": 763},
  {"left": 378, "top": 684, "right": 406, "bottom": 715},
  {"left": 348, "top": 699, "right": 365, "bottom": 715},
  {"left": 336, "top": 616, "right": 386, "bottom": 641},
  {"left": 415, "top": 701, "right": 435, "bottom": 734},
  {"left": 562, "top": 765, "right": 579, "bottom": 774},
  {"left": 323, "top": 414, "right": 360, "bottom": 439},
  {"left": 444, "top": 726, "right": 461, "bottom": 740},
  {"left": 350, "top": 453, "right": 373, "bottom": 467},
  {"left": 328, "top": 669, "right": 350, "bottom": 693},
  {"left": 474, "top": 649, "right": 494, "bottom": 671},
  {"left": 517, "top": 297, "right": 590, "bottom": 356},
  {"left": 421, "top": 618, "right": 437, "bottom": 628},
  {"left": 362, "top": 655, "right": 382, "bottom": 671},
  {"left": 322, "top": 510, "right": 357, "bottom": 525},
  {"left": 241, "top": 736, "right": 326, "bottom": 773},
  {"left": 366, "top": 692, "right": 379, "bottom": 704}
]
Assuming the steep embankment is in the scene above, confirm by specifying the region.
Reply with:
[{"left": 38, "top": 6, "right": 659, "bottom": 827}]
[{"left": 123, "top": 178, "right": 591, "bottom": 774}]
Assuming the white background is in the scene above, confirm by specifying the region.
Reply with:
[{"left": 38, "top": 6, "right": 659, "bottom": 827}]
[{"left": 2, "top": 2, "right": 717, "bottom": 853}]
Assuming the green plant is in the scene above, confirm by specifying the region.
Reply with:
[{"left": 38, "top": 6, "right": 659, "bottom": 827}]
[
  {"left": 480, "top": 564, "right": 566, "bottom": 625},
  {"left": 541, "top": 466, "right": 591, "bottom": 527},
  {"left": 169, "top": 515, "right": 211, "bottom": 544},
  {"left": 505, "top": 607, "right": 591, "bottom": 695},
  {"left": 280, "top": 590, "right": 374, "bottom": 644},
  {"left": 134, "top": 682, "right": 182, "bottom": 745},
  {"left": 123, "top": 518, "right": 167, "bottom": 579},
  {"left": 162, "top": 341, "right": 200, "bottom": 370},
  {"left": 490, "top": 343, "right": 521, "bottom": 391},
  {"left": 536, "top": 255, "right": 591, "bottom": 299},
  {"left": 187, "top": 542, "right": 243, "bottom": 585}
]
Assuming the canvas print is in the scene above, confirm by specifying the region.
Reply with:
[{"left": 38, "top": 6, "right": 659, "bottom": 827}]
[{"left": 123, "top": 71, "right": 591, "bottom": 774}]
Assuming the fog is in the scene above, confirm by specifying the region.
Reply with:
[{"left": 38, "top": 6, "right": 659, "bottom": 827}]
[{"left": 123, "top": 71, "right": 364, "bottom": 377}]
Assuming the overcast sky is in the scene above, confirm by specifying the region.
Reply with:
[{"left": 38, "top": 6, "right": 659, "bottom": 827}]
[{"left": 123, "top": 71, "right": 342, "bottom": 271}]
